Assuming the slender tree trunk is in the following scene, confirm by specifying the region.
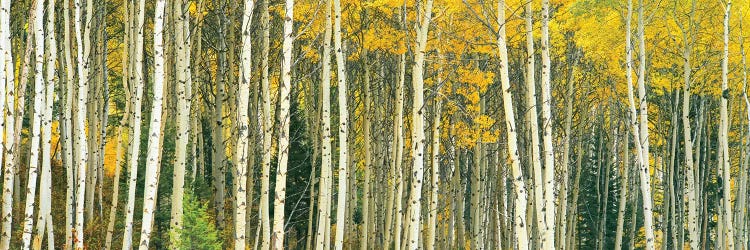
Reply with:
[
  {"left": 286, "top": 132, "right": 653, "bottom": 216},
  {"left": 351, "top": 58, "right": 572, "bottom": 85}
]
[
  {"left": 259, "top": 0, "right": 272, "bottom": 244},
  {"left": 21, "top": 0, "right": 45, "bottom": 247},
  {"left": 0, "top": 0, "right": 16, "bottom": 247},
  {"left": 540, "top": 1, "right": 557, "bottom": 247},
  {"left": 360, "top": 52, "right": 372, "bottom": 250},
  {"left": 390, "top": 50, "right": 406, "bottom": 250},
  {"left": 122, "top": 0, "right": 147, "bottom": 247},
  {"left": 615, "top": 134, "right": 630, "bottom": 249},
  {"left": 498, "top": 1, "right": 530, "bottom": 248},
  {"left": 426, "top": 86, "right": 442, "bottom": 250},
  {"left": 557, "top": 49, "right": 578, "bottom": 250},
  {"left": 627, "top": 0, "right": 656, "bottom": 248},
  {"left": 271, "top": 0, "right": 294, "bottom": 246},
  {"left": 720, "top": 2, "right": 735, "bottom": 249},
  {"left": 680, "top": 1, "right": 699, "bottom": 249},
  {"left": 62, "top": 0, "right": 76, "bottom": 247},
  {"left": 332, "top": 0, "right": 350, "bottom": 245},
  {"left": 315, "top": 0, "right": 332, "bottom": 248},
  {"left": 137, "top": 0, "right": 167, "bottom": 247},
  {"left": 213, "top": 1, "right": 228, "bottom": 230},
  {"left": 406, "top": 0, "right": 433, "bottom": 247},
  {"left": 233, "top": 0, "right": 255, "bottom": 248},
  {"left": 37, "top": 0, "right": 58, "bottom": 246}
]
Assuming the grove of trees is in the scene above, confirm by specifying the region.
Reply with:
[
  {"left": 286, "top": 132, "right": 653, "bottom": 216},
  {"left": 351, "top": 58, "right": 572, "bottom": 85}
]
[{"left": 0, "top": 0, "right": 749, "bottom": 249}]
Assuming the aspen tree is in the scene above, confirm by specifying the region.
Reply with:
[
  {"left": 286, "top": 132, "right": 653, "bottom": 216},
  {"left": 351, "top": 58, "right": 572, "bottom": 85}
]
[
  {"left": 333, "top": 0, "right": 350, "bottom": 245},
  {"left": 557, "top": 49, "right": 578, "bottom": 250},
  {"left": 719, "top": 1, "right": 735, "bottom": 249},
  {"left": 170, "top": 0, "right": 193, "bottom": 245},
  {"left": 272, "top": 0, "right": 294, "bottom": 246},
  {"left": 62, "top": 0, "right": 76, "bottom": 246},
  {"left": 360, "top": 52, "right": 372, "bottom": 250},
  {"left": 426, "top": 84, "right": 442, "bottom": 250},
  {"left": 233, "top": 0, "right": 255, "bottom": 247},
  {"left": 138, "top": 0, "right": 167, "bottom": 247},
  {"left": 497, "top": 0, "right": 530, "bottom": 248},
  {"left": 21, "top": 0, "right": 45, "bottom": 247},
  {"left": 123, "top": 0, "right": 147, "bottom": 247},
  {"left": 523, "top": 2, "right": 549, "bottom": 247},
  {"left": 0, "top": 0, "right": 15, "bottom": 246},
  {"left": 626, "top": 0, "right": 656, "bottom": 248},
  {"left": 214, "top": 1, "right": 228, "bottom": 229},
  {"left": 38, "top": 0, "right": 58, "bottom": 245},
  {"left": 315, "top": 0, "right": 333, "bottom": 247},
  {"left": 259, "top": 0, "right": 273, "bottom": 244},
  {"left": 614, "top": 135, "right": 630, "bottom": 250},
  {"left": 540, "top": 0, "right": 556, "bottom": 247},
  {"left": 737, "top": 18, "right": 750, "bottom": 249},
  {"left": 73, "top": 0, "right": 93, "bottom": 243},
  {"left": 406, "top": 0, "right": 433, "bottom": 247},
  {"left": 391, "top": 52, "right": 407, "bottom": 250},
  {"left": 678, "top": 0, "right": 699, "bottom": 248}
]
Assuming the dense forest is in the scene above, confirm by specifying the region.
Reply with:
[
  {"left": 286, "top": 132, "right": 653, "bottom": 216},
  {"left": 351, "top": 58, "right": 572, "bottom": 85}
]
[{"left": 0, "top": 0, "right": 748, "bottom": 249}]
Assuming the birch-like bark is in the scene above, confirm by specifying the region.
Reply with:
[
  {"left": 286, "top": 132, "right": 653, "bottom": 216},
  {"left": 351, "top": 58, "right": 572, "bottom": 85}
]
[
  {"left": 233, "top": 0, "right": 255, "bottom": 247},
  {"left": 557, "top": 49, "right": 578, "bottom": 250},
  {"left": 21, "top": 0, "right": 45, "bottom": 247},
  {"left": 628, "top": 0, "right": 656, "bottom": 248},
  {"left": 122, "top": 0, "right": 147, "bottom": 247},
  {"left": 523, "top": 2, "right": 548, "bottom": 247},
  {"left": 406, "top": 0, "right": 433, "bottom": 247},
  {"left": 138, "top": 0, "right": 167, "bottom": 247},
  {"left": 333, "top": 0, "right": 350, "bottom": 245},
  {"left": 720, "top": 2, "right": 735, "bottom": 249},
  {"left": 426, "top": 87, "right": 442, "bottom": 250},
  {"left": 680, "top": 1, "right": 699, "bottom": 248},
  {"left": 737, "top": 20, "right": 750, "bottom": 250},
  {"left": 38, "top": 0, "right": 58, "bottom": 246},
  {"left": 360, "top": 53, "right": 372, "bottom": 250},
  {"left": 213, "top": 1, "right": 228, "bottom": 229},
  {"left": 272, "top": 0, "right": 294, "bottom": 246},
  {"left": 170, "top": 0, "right": 193, "bottom": 245},
  {"left": 62, "top": 0, "right": 76, "bottom": 247},
  {"left": 498, "top": 1, "right": 530, "bottom": 248},
  {"left": 315, "top": 0, "right": 332, "bottom": 248},
  {"left": 259, "top": 0, "right": 272, "bottom": 245},
  {"left": 615, "top": 134, "right": 630, "bottom": 249},
  {"left": 0, "top": 0, "right": 15, "bottom": 246},
  {"left": 391, "top": 51, "right": 407, "bottom": 250},
  {"left": 540, "top": 0, "right": 556, "bottom": 247}
]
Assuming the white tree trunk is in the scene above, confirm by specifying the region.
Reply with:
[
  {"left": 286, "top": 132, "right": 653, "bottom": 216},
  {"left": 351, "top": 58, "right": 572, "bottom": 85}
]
[
  {"left": 272, "top": 0, "right": 294, "bottom": 247},
  {"left": 406, "top": 0, "right": 433, "bottom": 247},
  {"left": 233, "top": 0, "right": 254, "bottom": 248},
  {"left": 122, "top": 0, "right": 147, "bottom": 247},
  {"left": 540, "top": 0, "right": 556, "bottom": 247},
  {"left": 627, "top": 1, "right": 656, "bottom": 248},
  {"left": 62, "top": 0, "right": 77, "bottom": 246},
  {"left": 38, "top": 0, "right": 58, "bottom": 246},
  {"left": 392, "top": 51, "right": 406, "bottom": 250},
  {"left": 426, "top": 89, "right": 442, "bottom": 250},
  {"left": 170, "top": 0, "right": 194, "bottom": 246},
  {"left": 0, "top": 0, "right": 16, "bottom": 246},
  {"left": 332, "top": 0, "right": 350, "bottom": 246},
  {"left": 497, "top": 1, "right": 530, "bottom": 249},
  {"left": 21, "top": 0, "right": 45, "bottom": 247},
  {"left": 315, "top": 0, "right": 333, "bottom": 247},
  {"left": 681, "top": 1, "right": 699, "bottom": 248},
  {"left": 720, "top": 2, "right": 735, "bottom": 249},
  {"left": 259, "top": 0, "right": 272, "bottom": 245},
  {"left": 615, "top": 135, "right": 630, "bottom": 250},
  {"left": 137, "top": 0, "right": 166, "bottom": 247}
]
